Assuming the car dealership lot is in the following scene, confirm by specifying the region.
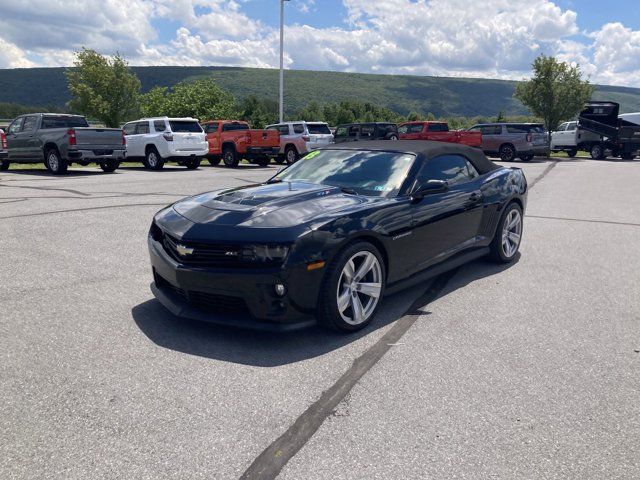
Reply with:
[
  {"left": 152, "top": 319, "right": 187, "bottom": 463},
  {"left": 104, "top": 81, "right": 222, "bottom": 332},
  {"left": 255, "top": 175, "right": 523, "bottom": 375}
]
[{"left": 1, "top": 159, "right": 638, "bottom": 479}]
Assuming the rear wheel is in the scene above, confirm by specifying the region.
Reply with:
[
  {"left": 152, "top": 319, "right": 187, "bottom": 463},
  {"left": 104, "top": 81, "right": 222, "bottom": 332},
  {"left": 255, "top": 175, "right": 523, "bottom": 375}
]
[
  {"left": 499, "top": 144, "right": 516, "bottom": 162},
  {"left": 590, "top": 143, "right": 605, "bottom": 160},
  {"left": 0, "top": 160, "right": 9, "bottom": 171},
  {"left": 285, "top": 146, "right": 298, "bottom": 165},
  {"left": 388, "top": 134, "right": 399, "bottom": 141},
  {"left": 45, "top": 148, "right": 68, "bottom": 174},
  {"left": 222, "top": 146, "right": 240, "bottom": 168},
  {"left": 184, "top": 158, "right": 201, "bottom": 170},
  {"left": 99, "top": 160, "right": 119, "bottom": 173},
  {"left": 567, "top": 148, "right": 578, "bottom": 158},
  {"left": 317, "top": 242, "right": 385, "bottom": 332},
  {"left": 490, "top": 202, "right": 523, "bottom": 263},
  {"left": 146, "top": 148, "right": 164, "bottom": 170}
]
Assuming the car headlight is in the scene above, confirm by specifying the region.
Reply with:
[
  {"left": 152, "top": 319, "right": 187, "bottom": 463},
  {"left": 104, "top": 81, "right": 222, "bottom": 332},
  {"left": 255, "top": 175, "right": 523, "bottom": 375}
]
[{"left": 241, "top": 245, "right": 290, "bottom": 263}]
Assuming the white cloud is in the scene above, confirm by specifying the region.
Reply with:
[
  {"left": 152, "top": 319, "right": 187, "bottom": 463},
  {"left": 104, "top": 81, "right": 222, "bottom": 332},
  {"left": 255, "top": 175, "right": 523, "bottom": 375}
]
[{"left": 0, "top": 0, "right": 638, "bottom": 88}]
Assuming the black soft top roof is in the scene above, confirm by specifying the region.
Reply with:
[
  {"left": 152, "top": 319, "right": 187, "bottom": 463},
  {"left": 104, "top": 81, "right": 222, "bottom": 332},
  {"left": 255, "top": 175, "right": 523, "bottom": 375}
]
[{"left": 326, "top": 140, "right": 501, "bottom": 175}]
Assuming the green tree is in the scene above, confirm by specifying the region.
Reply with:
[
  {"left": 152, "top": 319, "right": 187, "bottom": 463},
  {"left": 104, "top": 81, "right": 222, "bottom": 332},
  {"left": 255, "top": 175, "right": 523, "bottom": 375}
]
[
  {"left": 515, "top": 54, "right": 594, "bottom": 132},
  {"left": 407, "top": 111, "right": 422, "bottom": 121},
  {"left": 495, "top": 111, "right": 506, "bottom": 123},
  {"left": 66, "top": 48, "right": 140, "bottom": 127},
  {"left": 239, "top": 95, "right": 278, "bottom": 128},
  {"left": 140, "top": 78, "right": 237, "bottom": 121}
]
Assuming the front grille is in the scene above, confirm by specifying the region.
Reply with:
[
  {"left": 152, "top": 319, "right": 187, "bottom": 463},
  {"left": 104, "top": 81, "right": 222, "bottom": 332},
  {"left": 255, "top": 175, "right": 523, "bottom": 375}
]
[
  {"left": 162, "top": 233, "right": 244, "bottom": 267},
  {"left": 154, "top": 272, "right": 251, "bottom": 316}
]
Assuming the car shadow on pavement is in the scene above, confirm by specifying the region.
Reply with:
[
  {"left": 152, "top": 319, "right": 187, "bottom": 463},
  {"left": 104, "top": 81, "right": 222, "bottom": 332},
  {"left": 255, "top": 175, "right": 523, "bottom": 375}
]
[
  {"left": 132, "top": 255, "right": 519, "bottom": 367},
  {"left": 1, "top": 169, "right": 108, "bottom": 177}
]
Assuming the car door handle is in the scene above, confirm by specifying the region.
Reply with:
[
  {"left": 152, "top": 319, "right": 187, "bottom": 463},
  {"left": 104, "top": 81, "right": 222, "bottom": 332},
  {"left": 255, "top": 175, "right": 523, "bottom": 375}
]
[{"left": 469, "top": 193, "right": 482, "bottom": 202}]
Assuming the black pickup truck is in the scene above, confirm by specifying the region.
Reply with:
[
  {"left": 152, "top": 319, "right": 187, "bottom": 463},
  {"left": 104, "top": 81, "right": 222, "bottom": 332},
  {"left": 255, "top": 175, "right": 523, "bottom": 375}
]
[
  {"left": 578, "top": 102, "right": 640, "bottom": 160},
  {"left": 1, "top": 113, "right": 126, "bottom": 174}
]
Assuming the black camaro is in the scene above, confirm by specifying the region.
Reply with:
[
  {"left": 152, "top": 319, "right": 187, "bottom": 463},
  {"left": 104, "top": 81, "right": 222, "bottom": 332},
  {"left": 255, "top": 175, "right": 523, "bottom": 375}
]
[{"left": 148, "top": 141, "right": 527, "bottom": 332}]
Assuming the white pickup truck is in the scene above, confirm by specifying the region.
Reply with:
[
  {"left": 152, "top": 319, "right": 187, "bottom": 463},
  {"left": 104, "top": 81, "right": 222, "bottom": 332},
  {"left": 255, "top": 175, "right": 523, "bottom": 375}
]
[{"left": 550, "top": 121, "right": 601, "bottom": 157}]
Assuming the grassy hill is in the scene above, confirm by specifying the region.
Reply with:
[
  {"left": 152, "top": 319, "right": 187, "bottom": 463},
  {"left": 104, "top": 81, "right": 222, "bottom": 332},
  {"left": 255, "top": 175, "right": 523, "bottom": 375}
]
[{"left": 1, "top": 66, "right": 640, "bottom": 118}]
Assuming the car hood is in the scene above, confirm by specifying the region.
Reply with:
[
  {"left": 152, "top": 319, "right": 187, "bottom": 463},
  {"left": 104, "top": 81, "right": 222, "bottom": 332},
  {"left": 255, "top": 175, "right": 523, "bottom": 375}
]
[{"left": 172, "top": 181, "right": 381, "bottom": 228}]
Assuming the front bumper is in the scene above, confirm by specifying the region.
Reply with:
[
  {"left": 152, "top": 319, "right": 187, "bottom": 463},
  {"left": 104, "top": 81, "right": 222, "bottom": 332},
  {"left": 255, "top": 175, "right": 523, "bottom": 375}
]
[{"left": 148, "top": 237, "right": 323, "bottom": 330}]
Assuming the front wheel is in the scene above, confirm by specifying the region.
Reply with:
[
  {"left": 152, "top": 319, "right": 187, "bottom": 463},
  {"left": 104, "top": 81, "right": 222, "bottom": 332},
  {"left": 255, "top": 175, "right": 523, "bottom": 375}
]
[
  {"left": 567, "top": 148, "right": 577, "bottom": 158},
  {"left": 223, "top": 147, "right": 240, "bottom": 168},
  {"left": 317, "top": 242, "right": 385, "bottom": 332},
  {"left": 0, "top": 160, "right": 9, "bottom": 171},
  {"left": 388, "top": 134, "right": 399, "bottom": 141},
  {"left": 45, "top": 148, "right": 68, "bottom": 174},
  {"left": 184, "top": 158, "right": 201, "bottom": 170},
  {"left": 100, "top": 160, "right": 119, "bottom": 173},
  {"left": 590, "top": 143, "right": 605, "bottom": 160},
  {"left": 489, "top": 202, "right": 523, "bottom": 263},
  {"left": 499, "top": 144, "right": 516, "bottom": 162},
  {"left": 146, "top": 148, "right": 164, "bottom": 170},
  {"left": 285, "top": 146, "right": 298, "bottom": 165}
]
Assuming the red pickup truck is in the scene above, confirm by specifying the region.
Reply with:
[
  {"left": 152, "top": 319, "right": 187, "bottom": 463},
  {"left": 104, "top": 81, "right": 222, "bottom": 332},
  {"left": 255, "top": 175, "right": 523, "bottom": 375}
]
[
  {"left": 398, "top": 121, "right": 482, "bottom": 147},
  {"left": 201, "top": 120, "right": 280, "bottom": 168}
]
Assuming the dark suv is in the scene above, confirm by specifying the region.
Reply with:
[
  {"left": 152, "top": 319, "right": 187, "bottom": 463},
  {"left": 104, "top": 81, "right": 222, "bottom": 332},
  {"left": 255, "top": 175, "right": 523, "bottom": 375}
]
[{"left": 334, "top": 123, "right": 398, "bottom": 143}]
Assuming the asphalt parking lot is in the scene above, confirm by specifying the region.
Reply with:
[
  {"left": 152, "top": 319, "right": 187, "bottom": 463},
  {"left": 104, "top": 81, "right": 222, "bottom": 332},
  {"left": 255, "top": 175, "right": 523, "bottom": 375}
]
[{"left": 1, "top": 157, "right": 639, "bottom": 479}]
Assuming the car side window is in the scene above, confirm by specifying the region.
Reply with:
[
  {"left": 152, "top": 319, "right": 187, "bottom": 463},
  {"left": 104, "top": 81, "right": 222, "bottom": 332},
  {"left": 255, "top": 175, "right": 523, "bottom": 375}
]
[
  {"left": 415, "top": 154, "right": 477, "bottom": 188},
  {"left": 293, "top": 124, "right": 304, "bottom": 134},
  {"left": 410, "top": 124, "right": 424, "bottom": 134},
  {"left": 21, "top": 116, "right": 38, "bottom": 133},
  {"left": 398, "top": 125, "right": 409, "bottom": 134},
  {"left": 123, "top": 123, "right": 136, "bottom": 135},
  {"left": 557, "top": 123, "right": 567, "bottom": 132},
  {"left": 335, "top": 126, "right": 348, "bottom": 137},
  {"left": 136, "top": 122, "right": 150, "bottom": 134},
  {"left": 361, "top": 124, "right": 375, "bottom": 137},
  {"left": 8, "top": 118, "right": 24, "bottom": 134},
  {"left": 566, "top": 122, "right": 577, "bottom": 131},
  {"left": 203, "top": 123, "right": 218, "bottom": 133},
  {"left": 153, "top": 120, "right": 167, "bottom": 132},
  {"left": 348, "top": 125, "right": 360, "bottom": 137}
]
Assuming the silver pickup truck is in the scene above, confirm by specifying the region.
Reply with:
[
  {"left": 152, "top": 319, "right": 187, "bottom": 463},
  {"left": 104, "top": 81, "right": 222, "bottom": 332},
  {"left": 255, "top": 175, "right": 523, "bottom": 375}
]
[{"left": 3, "top": 113, "right": 125, "bottom": 174}]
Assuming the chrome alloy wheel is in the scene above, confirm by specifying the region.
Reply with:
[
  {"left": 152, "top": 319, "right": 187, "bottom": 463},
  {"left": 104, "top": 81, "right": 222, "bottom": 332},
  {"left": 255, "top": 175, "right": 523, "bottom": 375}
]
[
  {"left": 336, "top": 251, "right": 382, "bottom": 325},
  {"left": 286, "top": 149, "right": 297, "bottom": 164},
  {"left": 501, "top": 209, "right": 522, "bottom": 258},
  {"left": 48, "top": 152, "right": 59, "bottom": 171},
  {"left": 147, "top": 152, "right": 158, "bottom": 168}
]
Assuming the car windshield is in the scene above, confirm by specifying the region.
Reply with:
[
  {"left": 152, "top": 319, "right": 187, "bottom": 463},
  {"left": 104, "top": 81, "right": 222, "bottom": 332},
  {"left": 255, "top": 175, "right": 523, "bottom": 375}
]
[
  {"left": 169, "top": 121, "right": 203, "bottom": 133},
  {"left": 307, "top": 124, "right": 331, "bottom": 134},
  {"left": 272, "top": 149, "right": 416, "bottom": 197}
]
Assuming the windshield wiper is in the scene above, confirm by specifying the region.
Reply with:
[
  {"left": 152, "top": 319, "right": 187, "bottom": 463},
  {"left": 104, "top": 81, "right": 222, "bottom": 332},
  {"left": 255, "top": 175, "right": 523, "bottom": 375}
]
[
  {"left": 339, "top": 186, "right": 359, "bottom": 195},
  {"left": 265, "top": 178, "right": 283, "bottom": 184}
]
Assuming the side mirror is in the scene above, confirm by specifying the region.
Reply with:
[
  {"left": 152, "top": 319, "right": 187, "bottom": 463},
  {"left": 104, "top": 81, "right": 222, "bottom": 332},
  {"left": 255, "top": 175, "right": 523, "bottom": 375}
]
[{"left": 412, "top": 180, "right": 449, "bottom": 200}]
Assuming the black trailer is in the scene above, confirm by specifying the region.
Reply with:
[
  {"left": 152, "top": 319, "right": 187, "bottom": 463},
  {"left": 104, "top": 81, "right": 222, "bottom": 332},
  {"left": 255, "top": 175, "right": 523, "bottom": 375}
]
[{"left": 578, "top": 102, "right": 640, "bottom": 160}]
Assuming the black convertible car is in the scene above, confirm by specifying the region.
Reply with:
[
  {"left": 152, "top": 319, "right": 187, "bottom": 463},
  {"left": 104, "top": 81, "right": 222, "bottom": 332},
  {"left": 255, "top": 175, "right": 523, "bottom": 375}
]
[{"left": 148, "top": 141, "right": 527, "bottom": 332}]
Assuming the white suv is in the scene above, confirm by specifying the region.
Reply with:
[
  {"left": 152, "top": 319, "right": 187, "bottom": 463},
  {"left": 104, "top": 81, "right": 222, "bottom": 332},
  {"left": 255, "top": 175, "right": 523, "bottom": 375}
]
[
  {"left": 266, "top": 121, "right": 334, "bottom": 164},
  {"left": 123, "top": 117, "right": 208, "bottom": 170}
]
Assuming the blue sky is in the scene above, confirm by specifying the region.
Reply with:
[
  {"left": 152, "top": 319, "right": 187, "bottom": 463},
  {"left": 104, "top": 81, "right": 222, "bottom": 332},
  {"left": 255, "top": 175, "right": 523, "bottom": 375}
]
[{"left": 1, "top": 0, "right": 640, "bottom": 87}]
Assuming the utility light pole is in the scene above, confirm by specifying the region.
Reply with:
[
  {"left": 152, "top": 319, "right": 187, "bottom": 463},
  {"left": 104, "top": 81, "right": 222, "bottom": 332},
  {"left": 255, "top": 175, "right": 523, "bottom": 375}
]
[{"left": 279, "top": 0, "right": 289, "bottom": 123}]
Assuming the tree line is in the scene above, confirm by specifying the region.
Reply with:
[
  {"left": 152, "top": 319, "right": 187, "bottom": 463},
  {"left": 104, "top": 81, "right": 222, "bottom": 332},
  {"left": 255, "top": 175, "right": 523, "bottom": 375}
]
[{"left": 2, "top": 48, "right": 594, "bottom": 133}]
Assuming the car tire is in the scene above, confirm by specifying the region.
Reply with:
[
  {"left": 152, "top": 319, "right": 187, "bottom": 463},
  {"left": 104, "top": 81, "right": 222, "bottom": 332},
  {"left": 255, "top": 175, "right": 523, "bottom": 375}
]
[
  {"left": 207, "top": 155, "right": 221, "bottom": 166},
  {"left": 44, "top": 148, "right": 68, "bottom": 174},
  {"left": 489, "top": 202, "right": 523, "bottom": 263},
  {"left": 389, "top": 134, "right": 399, "bottom": 141},
  {"left": 567, "top": 148, "right": 578, "bottom": 158},
  {"left": 222, "top": 146, "right": 240, "bottom": 168},
  {"left": 254, "top": 156, "right": 270, "bottom": 167},
  {"left": 100, "top": 160, "right": 119, "bottom": 173},
  {"left": 146, "top": 147, "right": 164, "bottom": 170},
  {"left": 520, "top": 153, "right": 534, "bottom": 162},
  {"left": 285, "top": 146, "right": 298, "bottom": 165},
  {"left": 274, "top": 155, "right": 286, "bottom": 165},
  {"left": 0, "top": 160, "right": 9, "bottom": 171},
  {"left": 590, "top": 143, "right": 605, "bottom": 160},
  {"left": 499, "top": 144, "right": 516, "bottom": 162},
  {"left": 317, "top": 241, "right": 385, "bottom": 333},
  {"left": 184, "top": 158, "right": 201, "bottom": 170}
]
